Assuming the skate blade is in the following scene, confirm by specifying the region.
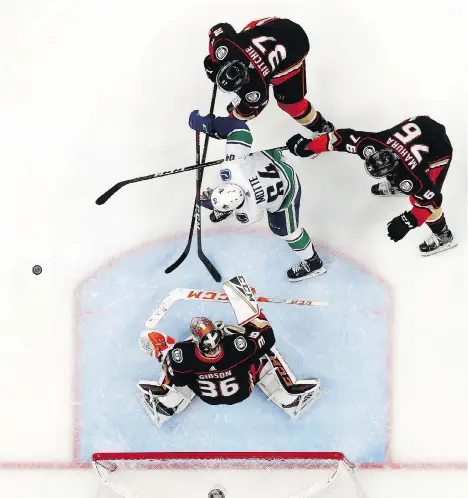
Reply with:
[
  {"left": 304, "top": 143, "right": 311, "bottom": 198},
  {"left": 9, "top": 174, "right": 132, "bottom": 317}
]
[
  {"left": 420, "top": 241, "right": 458, "bottom": 257},
  {"left": 371, "top": 191, "right": 407, "bottom": 197},
  {"left": 288, "top": 267, "right": 327, "bottom": 282}
]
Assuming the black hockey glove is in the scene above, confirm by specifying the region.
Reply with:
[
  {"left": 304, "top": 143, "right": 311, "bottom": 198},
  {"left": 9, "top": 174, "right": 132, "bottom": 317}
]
[
  {"left": 387, "top": 211, "right": 418, "bottom": 242},
  {"left": 204, "top": 55, "right": 219, "bottom": 83},
  {"left": 210, "top": 210, "right": 232, "bottom": 223},
  {"left": 286, "top": 134, "right": 316, "bottom": 158}
]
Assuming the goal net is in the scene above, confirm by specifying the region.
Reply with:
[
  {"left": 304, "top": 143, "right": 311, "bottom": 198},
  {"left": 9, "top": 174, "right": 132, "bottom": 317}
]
[{"left": 92, "top": 452, "right": 366, "bottom": 498}]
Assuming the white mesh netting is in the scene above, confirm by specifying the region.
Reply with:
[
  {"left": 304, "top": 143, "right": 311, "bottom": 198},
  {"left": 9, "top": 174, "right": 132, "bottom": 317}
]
[{"left": 92, "top": 452, "right": 366, "bottom": 498}]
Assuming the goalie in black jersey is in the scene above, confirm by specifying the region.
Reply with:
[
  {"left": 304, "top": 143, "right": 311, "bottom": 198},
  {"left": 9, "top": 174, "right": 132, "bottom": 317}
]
[
  {"left": 287, "top": 115, "right": 457, "bottom": 256},
  {"left": 137, "top": 277, "right": 321, "bottom": 426},
  {"left": 203, "top": 17, "right": 333, "bottom": 134}
]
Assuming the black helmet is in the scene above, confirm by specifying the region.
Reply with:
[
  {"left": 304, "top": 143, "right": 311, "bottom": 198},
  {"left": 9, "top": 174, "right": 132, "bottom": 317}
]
[
  {"left": 216, "top": 60, "right": 249, "bottom": 93},
  {"left": 365, "top": 149, "right": 401, "bottom": 178}
]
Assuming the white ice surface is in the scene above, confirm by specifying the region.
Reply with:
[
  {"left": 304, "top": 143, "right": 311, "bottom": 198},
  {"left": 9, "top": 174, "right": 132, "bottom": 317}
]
[{"left": 0, "top": 0, "right": 466, "bottom": 497}]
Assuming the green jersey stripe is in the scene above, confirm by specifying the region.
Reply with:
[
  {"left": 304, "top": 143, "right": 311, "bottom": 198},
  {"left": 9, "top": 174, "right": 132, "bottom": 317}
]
[
  {"left": 262, "top": 149, "right": 297, "bottom": 210},
  {"left": 227, "top": 129, "right": 253, "bottom": 147}
]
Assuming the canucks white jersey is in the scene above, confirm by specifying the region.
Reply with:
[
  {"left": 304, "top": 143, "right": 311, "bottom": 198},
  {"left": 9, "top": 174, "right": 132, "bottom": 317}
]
[{"left": 217, "top": 128, "right": 299, "bottom": 225}]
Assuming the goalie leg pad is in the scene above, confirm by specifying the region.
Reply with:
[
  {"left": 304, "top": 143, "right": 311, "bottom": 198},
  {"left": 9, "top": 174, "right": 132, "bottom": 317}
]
[
  {"left": 257, "top": 347, "right": 321, "bottom": 420},
  {"left": 137, "top": 373, "right": 194, "bottom": 428}
]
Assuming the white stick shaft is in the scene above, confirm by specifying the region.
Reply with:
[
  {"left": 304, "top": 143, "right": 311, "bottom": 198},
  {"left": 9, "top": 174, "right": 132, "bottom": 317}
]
[{"left": 258, "top": 297, "right": 328, "bottom": 307}]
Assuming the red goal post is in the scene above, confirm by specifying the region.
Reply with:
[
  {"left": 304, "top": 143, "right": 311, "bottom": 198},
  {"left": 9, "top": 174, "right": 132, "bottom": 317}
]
[{"left": 92, "top": 452, "right": 367, "bottom": 498}]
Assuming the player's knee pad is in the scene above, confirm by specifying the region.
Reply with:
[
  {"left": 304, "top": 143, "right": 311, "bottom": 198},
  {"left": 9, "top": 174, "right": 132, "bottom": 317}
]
[
  {"left": 257, "top": 347, "right": 322, "bottom": 420},
  {"left": 137, "top": 376, "right": 194, "bottom": 428}
]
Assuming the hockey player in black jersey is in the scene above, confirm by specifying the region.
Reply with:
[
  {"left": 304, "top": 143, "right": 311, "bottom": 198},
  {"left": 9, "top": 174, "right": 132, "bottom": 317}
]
[
  {"left": 287, "top": 116, "right": 457, "bottom": 256},
  {"left": 137, "top": 278, "right": 321, "bottom": 426},
  {"left": 204, "top": 17, "right": 333, "bottom": 134}
]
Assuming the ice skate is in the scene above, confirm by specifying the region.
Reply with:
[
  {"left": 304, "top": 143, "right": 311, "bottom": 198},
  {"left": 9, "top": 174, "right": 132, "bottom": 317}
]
[
  {"left": 419, "top": 229, "right": 457, "bottom": 256},
  {"left": 287, "top": 253, "right": 326, "bottom": 282},
  {"left": 371, "top": 181, "right": 406, "bottom": 197}
]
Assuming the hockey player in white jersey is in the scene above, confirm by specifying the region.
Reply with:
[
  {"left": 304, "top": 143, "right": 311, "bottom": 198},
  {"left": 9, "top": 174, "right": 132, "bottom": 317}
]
[{"left": 188, "top": 110, "right": 326, "bottom": 281}]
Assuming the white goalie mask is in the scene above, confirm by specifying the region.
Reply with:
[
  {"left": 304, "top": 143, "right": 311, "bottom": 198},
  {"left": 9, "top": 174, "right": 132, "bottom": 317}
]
[{"left": 211, "top": 183, "right": 245, "bottom": 212}]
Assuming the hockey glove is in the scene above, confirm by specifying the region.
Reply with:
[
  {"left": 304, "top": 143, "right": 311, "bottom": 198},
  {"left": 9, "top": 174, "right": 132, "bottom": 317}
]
[
  {"left": 189, "top": 110, "right": 224, "bottom": 139},
  {"left": 210, "top": 210, "right": 232, "bottom": 223},
  {"left": 286, "top": 134, "right": 317, "bottom": 158},
  {"left": 387, "top": 211, "right": 418, "bottom": 242},
  {"left": 189, "top": 110, "right": 246, "bottom": 140},
  {"left": 200, "top": 188, "right": 214, "bottom": 210},
  {"left": 204, "top": 55, "right": 219, "bottom": 83},
  {"left": 139, "top": 331, "right": 175, "bottom": 361}
]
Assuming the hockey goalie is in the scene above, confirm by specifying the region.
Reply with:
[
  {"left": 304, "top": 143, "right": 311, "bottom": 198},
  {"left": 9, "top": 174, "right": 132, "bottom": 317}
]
[{"left": 137, "top": 277, "right": 321, "bottom": 426}]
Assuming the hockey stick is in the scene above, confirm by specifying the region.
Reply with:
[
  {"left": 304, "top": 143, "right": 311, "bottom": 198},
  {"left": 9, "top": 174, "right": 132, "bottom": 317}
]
[
  {"left": 165, "top": 84, "right": 221, "bottom": 281},
  {"left": 163, "top": 132, "right": 202, "bottom": 276},
  {"left": 145, "top": 287, "right": 328, "bottom": 329},
  {"left": 95, "top": 144, "right": 288, "bottom": 205},
  {"left": 195, "top": 91, "right": 222, "bottom": 281}
]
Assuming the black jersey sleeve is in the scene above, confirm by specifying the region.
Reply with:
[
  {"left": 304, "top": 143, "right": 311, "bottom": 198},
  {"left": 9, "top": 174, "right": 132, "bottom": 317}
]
[
  {"left": 304, "top": 127, "right": 385, "bottom": 158},
  {"left": 243, "top": 311, "right": 276, "bottom": 357},
  {"left": 330, "top": 128, "right": 382, "bottom": 158},
  {"left": 162, "top": 343, "right": 193, "bottom": 388}
]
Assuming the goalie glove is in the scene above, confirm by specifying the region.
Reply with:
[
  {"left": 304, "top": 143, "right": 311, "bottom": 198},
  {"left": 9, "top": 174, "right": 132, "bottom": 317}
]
[
  {"left": 223, "top": 274, "right": 260, "bottom": 326},
  {"left": 139, "top": 331, "right": 175, "bottom": 361}
]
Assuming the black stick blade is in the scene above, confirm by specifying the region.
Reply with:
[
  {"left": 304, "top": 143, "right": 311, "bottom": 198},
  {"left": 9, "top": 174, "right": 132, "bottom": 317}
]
[
  {"left": 95, "top": 183, "right": 126, "bottom": 205},
  {"left": 95, "top": 174, "right": 156, "bottom": 205},
  {"left": 199, "top": 252, "right": 222, "bottom": 282},
  {"left": 165, "top": 251, "right": 190, "bottom": 274}
]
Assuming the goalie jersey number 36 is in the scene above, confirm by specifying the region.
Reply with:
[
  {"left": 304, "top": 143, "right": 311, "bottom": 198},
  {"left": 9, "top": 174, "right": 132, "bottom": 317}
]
[{"left": 163, "top": 314, "right": 274, "bottom": 405}]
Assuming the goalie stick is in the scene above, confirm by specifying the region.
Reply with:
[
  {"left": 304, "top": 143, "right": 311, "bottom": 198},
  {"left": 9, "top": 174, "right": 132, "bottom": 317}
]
[
  {"left": 165, "top": 84, "right": 221, "bottom": 282},
  {"left": 145, "top": 287, "right": 328, "bottom": 329}
]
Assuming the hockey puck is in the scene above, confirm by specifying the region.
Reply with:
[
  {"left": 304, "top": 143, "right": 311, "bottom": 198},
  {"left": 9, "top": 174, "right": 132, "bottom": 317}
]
[
  {"left": 32, "top": 265, "right": 42, "bottom": 275},
  {"left": 208, "top": 489, "right": 225, "bottom": 498}
]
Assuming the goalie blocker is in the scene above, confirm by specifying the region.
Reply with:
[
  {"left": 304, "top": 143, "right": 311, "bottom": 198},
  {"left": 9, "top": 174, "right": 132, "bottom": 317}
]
[{"left": 137, "top": 275, "right": 321, "bottom": 426}]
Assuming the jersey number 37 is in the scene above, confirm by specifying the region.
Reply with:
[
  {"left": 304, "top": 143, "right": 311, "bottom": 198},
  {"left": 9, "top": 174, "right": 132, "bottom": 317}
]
[{"left": 251, "top": 36, "right": 287, "bottom": 72}]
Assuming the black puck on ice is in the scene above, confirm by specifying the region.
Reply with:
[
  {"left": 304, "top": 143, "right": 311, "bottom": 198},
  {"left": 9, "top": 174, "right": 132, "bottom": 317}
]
[
  {"left": 32, "top": 265, "right": 42, "bottom": 275},
  {"left": 208, "top": 489, "right": 225, "bottom": 498}
]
